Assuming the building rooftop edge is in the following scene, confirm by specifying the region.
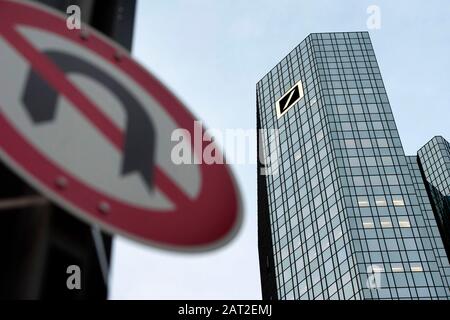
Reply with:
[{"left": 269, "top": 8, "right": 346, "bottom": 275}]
[{"left": 256, "top": 31, "right": 371, "bottom": 86}]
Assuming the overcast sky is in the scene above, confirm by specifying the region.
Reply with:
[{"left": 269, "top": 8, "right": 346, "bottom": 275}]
[{"left": 109, "top": 0, "right": 450, "bottom": 299}]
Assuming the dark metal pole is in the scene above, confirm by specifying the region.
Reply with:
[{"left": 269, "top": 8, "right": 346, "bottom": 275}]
[{"left": 90, "top": 0, "right": 137, "bottom": 50}]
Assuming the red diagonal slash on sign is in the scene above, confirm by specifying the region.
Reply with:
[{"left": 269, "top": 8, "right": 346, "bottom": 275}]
[
  {"left": 0, "top": 0, "right": 241, "bottom": 250},
  {"left": 1, "top": 25, "right": 191, "bottom": 209}
]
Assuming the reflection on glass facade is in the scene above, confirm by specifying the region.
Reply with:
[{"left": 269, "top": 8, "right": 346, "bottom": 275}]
[
  {"left": 418, "top": 136, "right": 450, "bottom": 261},
  {"left": 407, "top": 156, "right": 450, "bottom": 289},
  {"left": 257, "top": 32, "right": 450, "bottom": 300}
]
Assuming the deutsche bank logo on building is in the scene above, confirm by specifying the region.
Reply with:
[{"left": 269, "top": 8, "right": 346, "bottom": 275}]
[{"left": 275, "top": 80, "right": 304, "bottom": 118}]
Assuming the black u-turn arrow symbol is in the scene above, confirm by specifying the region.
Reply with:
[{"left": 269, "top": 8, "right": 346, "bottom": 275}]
[{"left": 22, "top": 50, "right": 156, "bottom": 191}]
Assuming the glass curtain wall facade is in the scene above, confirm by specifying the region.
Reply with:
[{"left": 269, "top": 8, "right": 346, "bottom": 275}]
[
  {"left": 407, "top": 156, "right": 450, "bottom": 289},
  {"left": 417, "top": 136, "right": 450, "bottom": 260},
  {"left": 257, "top": 32, "right": 450, "bottom": 300}
]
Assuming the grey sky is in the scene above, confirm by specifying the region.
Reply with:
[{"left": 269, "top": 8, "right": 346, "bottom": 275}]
[{"left": 109, "top": 0, "right": 450, "bottom": 299}]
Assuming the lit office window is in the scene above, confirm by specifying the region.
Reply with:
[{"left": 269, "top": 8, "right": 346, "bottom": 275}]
[
  {"left": 362, "top": 218, "right": 375, "bottom": 229},
  {"left": 380, "top": 217, "right": 393, "bottom": 228},
  {"left": 371, "top": 265, "right": 384, "bottom": 273},
  {"left": 391, "top": 264, "right": 403, "bottom": 273},
  {"left": 398, "top": 217, "right": 411, "bottom": 228},
  {"left": 392, "top": 196, "right": 405, "bottom": 206},
  {"left": 358, "top": 197, "right": 370, "bottom": 207},
  {"left": 375, "top": 196, "right": 387, "bottom": 206},
  {"left": 411, "top": 263, "right": 423, "bottom": 272}
]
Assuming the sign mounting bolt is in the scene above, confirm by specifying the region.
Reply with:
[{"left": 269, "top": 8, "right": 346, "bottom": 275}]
[
  {"left": 55, "top": 176, "right": 68, "bottom": 190},
  {"left": 98, "top": 201, "right": 111, "bottom": 215},
  {"left": 114, "top": 51, "right": 124, "bottom": 62},
  {"left": 80, "top": 28, "right": 89, "bottom": 41}
]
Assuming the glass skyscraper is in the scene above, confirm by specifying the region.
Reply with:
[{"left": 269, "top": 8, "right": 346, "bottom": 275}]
[
  {"left": 257, "top": 32, "right": 450, "bottom": 300},
  {"left": 417, "top": 137, "right": 450, "bottom": 261}
]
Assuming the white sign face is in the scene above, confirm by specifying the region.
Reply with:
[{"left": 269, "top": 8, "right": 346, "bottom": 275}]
[
  {"left": 0, "top": 0, "right": 241, "bottom": 251},
  {"left": 275, "top": 80, "right": 304, "bottom": 118},
  {"left": 0, "top": 26, "right": 201, "bottom": 210}
]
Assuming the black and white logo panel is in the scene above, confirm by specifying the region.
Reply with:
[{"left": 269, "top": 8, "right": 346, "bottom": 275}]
[{"left": 275, "top": 81, "right": 304, "bottom": 118}]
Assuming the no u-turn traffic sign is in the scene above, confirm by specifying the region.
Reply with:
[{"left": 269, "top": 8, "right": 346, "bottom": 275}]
[{"left": 0, "top": 0, "right": 241, "bottom": 251}]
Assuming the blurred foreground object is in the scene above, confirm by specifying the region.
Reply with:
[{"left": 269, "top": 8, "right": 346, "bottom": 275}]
[{"left": 0, "top": 0, "right": 136, "bottom": 300}]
